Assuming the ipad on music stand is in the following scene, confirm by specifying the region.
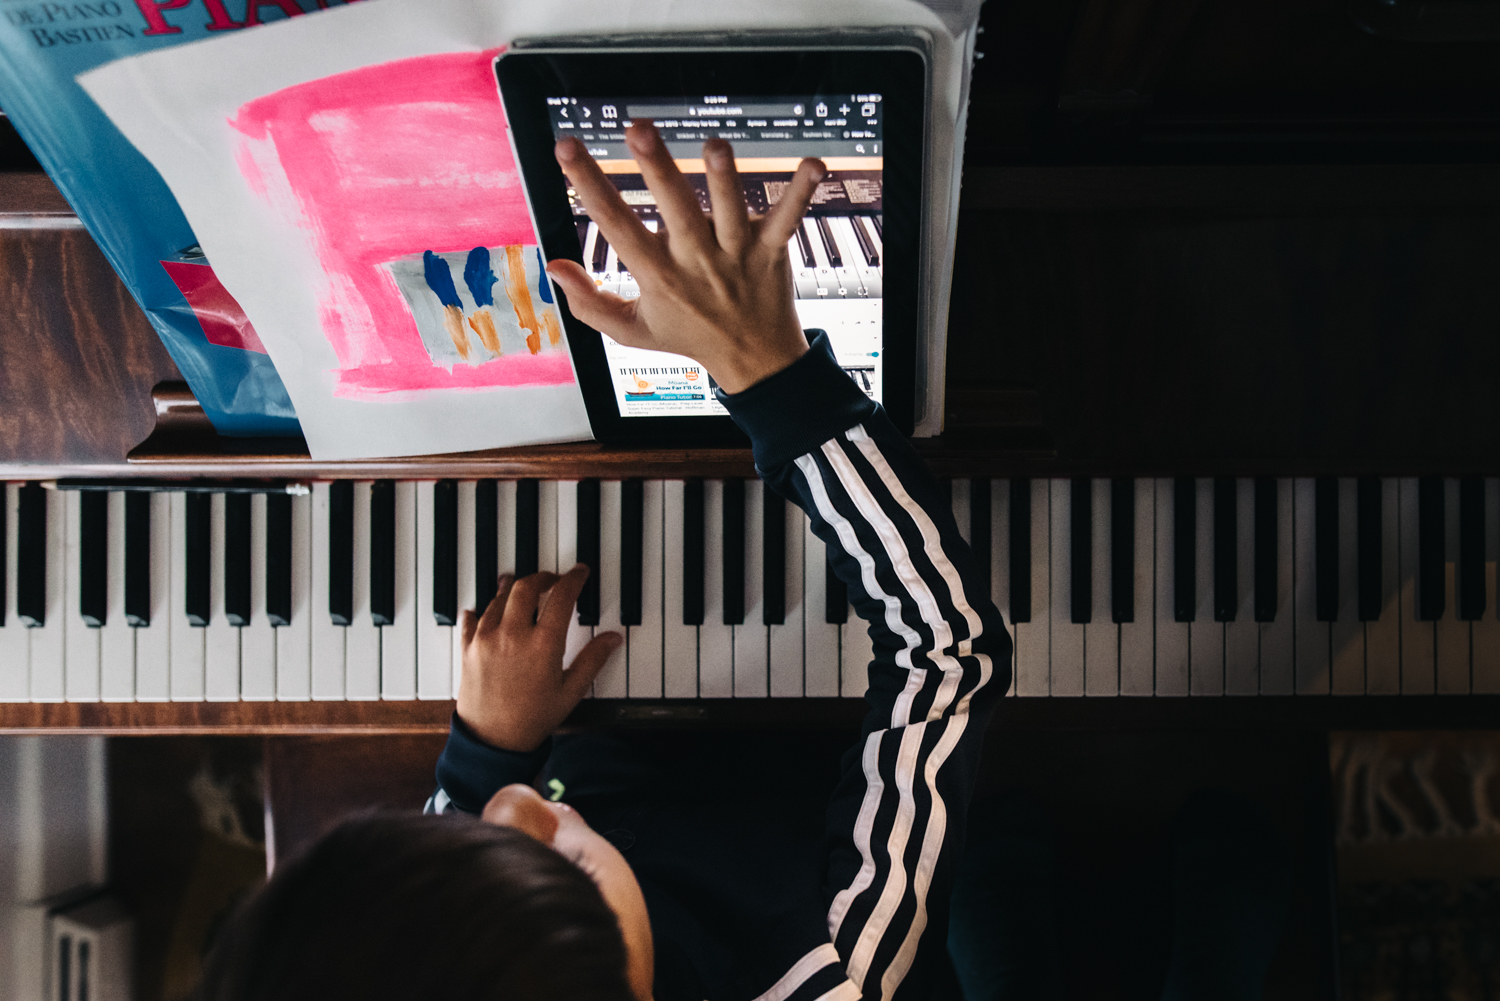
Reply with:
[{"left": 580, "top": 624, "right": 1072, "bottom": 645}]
[{"left": 497, "top": 40, "right": 926, "bottom": 445}]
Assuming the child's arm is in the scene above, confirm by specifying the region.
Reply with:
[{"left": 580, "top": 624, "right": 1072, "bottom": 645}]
[{"left": 555, "top": 122, "right": 1012, "bottom": 1001}]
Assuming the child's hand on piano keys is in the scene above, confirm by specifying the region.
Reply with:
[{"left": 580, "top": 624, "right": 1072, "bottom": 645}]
[
  {"left": 456, "top": 565, "right": 622, "bottom": 753},
  {"left": 547, "top": 120, "right": 826, "bottom": 394}
]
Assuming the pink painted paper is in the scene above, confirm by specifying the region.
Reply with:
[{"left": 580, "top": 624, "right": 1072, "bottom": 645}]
[{"left": 230, "top": 50, "right": 574, "bottom": 398}]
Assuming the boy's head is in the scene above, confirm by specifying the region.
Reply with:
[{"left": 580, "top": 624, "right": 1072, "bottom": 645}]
[{"left": 193, "top": 807, "right": 648, "bottom": 1001}]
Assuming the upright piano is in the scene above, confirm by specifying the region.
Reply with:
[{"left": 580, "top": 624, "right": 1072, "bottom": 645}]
[{"left": 6, "top": 0, "right": 1500, "bottom": 736}]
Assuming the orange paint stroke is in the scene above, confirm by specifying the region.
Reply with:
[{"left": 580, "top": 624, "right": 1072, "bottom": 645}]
[
  {"left": 442, "top": 304, "right": 471, "bottom": 360},
  {"left": 540, "top": 307, "right": 562, "bottom": 349},
  {"left": 468, "top": 307, "right": 502, "bottom": 356},
  {"left": 503, "top": 244, "right": 542, "bottom": 354}
]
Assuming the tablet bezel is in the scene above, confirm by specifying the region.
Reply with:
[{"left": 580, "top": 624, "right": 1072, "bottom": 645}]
[{"left": 497, "top": 45, "right": 926, "bottom": 445}]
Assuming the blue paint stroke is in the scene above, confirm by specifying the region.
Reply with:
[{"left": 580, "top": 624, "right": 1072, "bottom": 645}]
[
  {"left": 422, "top": 250, "right": 463, "bottom": 309},
  {"left": 535, "top": 247, "right": 554, "bottom": 304},
  {"left": 463, "top": 247, "right": 497, "bottom": 308}
]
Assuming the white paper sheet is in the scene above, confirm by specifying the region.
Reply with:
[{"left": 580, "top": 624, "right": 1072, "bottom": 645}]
[{"left": 80, "top": 0, "right": 974, "bottom": 458}]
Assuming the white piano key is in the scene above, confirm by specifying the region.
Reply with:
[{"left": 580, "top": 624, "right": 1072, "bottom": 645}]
[
  {"left": 310, "top": 483, "right": 346, "bottom": 700},
  {"left": 204, "top": 494, "right": 241, "bottom": 702},
  {"left": 1331, "top": 478, "right": 1365, "bottom": 696},
  {"left": 0, "top": 484, "right": 28, "bottom": 701},
  {"left": 951, "top": 479, "right": 970, "bottom": 545},
  {"left": 628, "top": 480, "right": 664, "bottom": 698},
  {"left": 699, "top": 480, "right": 733, "bottom": 698},
  {"left": 382, "top": 481, "right": 418, "bottom": 700},
  {"left": 1190, "top": 479, "right": 1223, "bottom": 696},
  {"left": 1049, "top": 480, "right": 1083, "bottom": 697},
  {"left": 1084, "top": 479, "right": 1117, "bottom": 696},
  {"left": 1292, "top": 478, "right": 1328, "bottom": 695},
  {"left": 804, "top": 513, "right": 841, "bottom": 697},
  {"left": 662, "top": 481, "right": 698, "bottom": 699},
  {"left": 497, "top": 479, "right": 517, "bottom": 575},
  {"left": 1015, "top": 479, "right": 1050, "bottom": 697},
  {"left": 1154, "top": 479, "right": 1188, "bottom": 697},
  {"left": 64, "top": 491, "right": 99, "bottom": 702},
  {"left": 276, "top": 491, "right": 311, "bottom": 701},
  {"left": 841, "top": 614, "right": 873, "bottom": 699},
  {"left": 988, "top": 479, "right": 1015, "bottom": 695},
  {"left": 1119, "top": 479, "right": 1154, "bottom": 697},
  {"left": 582, "top": 221, "right": 600, "bottom": 275},
  {"left": 1475, "top": 479, "right": 1500, "bottom": 693},
  {"left": 538, "top": 481, "right": 559, "bottom": 574},
  {"left": 770, "top": 494, "right": 806, "bottom": 698},
  {"left": 239, "top": 494, "right": 276, "bottom": 701},
  {"left": 801, "top": 218, "right": 839, "bottom": 297},
  {"left": 168, "top": 492, "right": 204, "bottom": 701},
  {"left": 345, "top": 482, "right": 380, "bottom": 701},
  {"left": 30, "top": 486, "right": 67, "bottom": 702},
  {"left": 1225, "top": 479, "right": 1259, "bottom": 696},
  {"left": 735, "top": 482, "right": 769, "bottom": 697},
  {"left": 788, "top": 234, "right": 820, "bottom": 299},
  {"left": 1259, "top": 479, "right": 1295, "bottom": 695},
  {"left": 594, "top": 480, "right": 627, "bottom": 697},
  {"left": 1398, "top": 477, "right": 1434, "bottom": 694},
  {"left": 1437, "top": 478, "right": 1470, "bottom": 694},
  {"left": 1366, "top": 478, "right": 1401, "bottom": 695},
  {"left": 453, "top": 480, "right": 477, "bottom": 702},
  {"left": 416, "top": 482, "right": 453, "bottom": 700},
  {"left": 100, "top": 492, "right": 134, "bottom": 702},
  {"left": 556, "top": 481, "right": 596, "bottom": 691}
]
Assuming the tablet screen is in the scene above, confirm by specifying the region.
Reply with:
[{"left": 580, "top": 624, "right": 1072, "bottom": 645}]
[{"left": 544, "top": 93, "right": 886, "bottom": 418}]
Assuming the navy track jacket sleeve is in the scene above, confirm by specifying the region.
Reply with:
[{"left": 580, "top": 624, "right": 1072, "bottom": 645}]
[{"left": 723, "top": 332, "right": 1012, "bottom": 1001}]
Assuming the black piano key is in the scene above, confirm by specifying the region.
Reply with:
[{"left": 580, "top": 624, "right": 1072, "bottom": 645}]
[
  {"left": 475, "top": 481, "right": 498, "bottom": 614},
  {"left": 1008, "top": 479, "right": 1031, "bottom": 623},
  {"left": 1356, "top": 477, "right": 1382, "bottom": 622},
  {"left": 683, "top": 479, "right": 704, "bottom": 626},
  {"left": 1173, "top": 478, "right": 1195, "bottom": 623},
  {"left": 1460, "top": 476, "right": 1485, "bottom": 621},
  {"left": 763, "top": 484, "right": 786, "bottom": 626},
  {"left": 184, "top": 491, "right": 211, "bottom": 627},
  {"left": 1070, "top": 477, "right": 1091, "bottom": 624},
  {"left": 815, "top": 217, "right": 843, "bottom": 267},
  {"left": 1110, "top": 478, "right": 1134, "bottom": 623},
  {"left": 620, "top": 478, "right": 644, "bottom": 626},
  {"left": 794, "top": 225, "right": 815, "bottom": 268},
  {"left": 723, "top": 479, "right": 745, "bottom": 625},
  {"left": 224, "top": 492, "right": 252, "bottom": 627},
  {"left": 1315, "top": 477, "right": 1338, "bottom": 622},
  {"left": 370, "top": 480, "right": 396, "bottom": 626},
  {"left": 1214, "top": 477, "right": 1236, "bottom": 622},
  {"left": 576, "top": 479, "right": 601, "bottom": 626},
  {"left": 1253, "top": 478, "right": 1278, "bottom": 622},
  {"left": 432, "top": 480, "right": 458, "bottom": 626},
  {"left": 591, "top": 231, "right": 610, "bottom": 272},
  {"left": 265, "top": 493, "right": 292, "bottom": 627},
  {"left": 79, "top": 490, "right": 107, "bottom": 628},
  {"left": 970, "top": 478, "right": 991, "bottom": 598},
  {"left": 871, "top": 215, "right": 883, "bottom": 239},
  {"left": 17, "top": 483, "right": 46, "bottom": 627},
  {"left": 328, "top": 481, "right": 353, "bottom": 626},
  {"left": 515, "top": 479, "right": 540, "bottom": 578},
  {"left": 1418, "top": 476, "right": 1444, "bottom": 621},
  {"left": 851, "top": 215, "right": 880, "bottom": 266},
  {"left": 124, "top": 492, "right": 151, "bottom": 627},
  {"left": 826, "top": 547, "right": 848, "bottom": 624}
]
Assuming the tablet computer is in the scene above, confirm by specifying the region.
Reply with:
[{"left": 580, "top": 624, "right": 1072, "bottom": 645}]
[{"left": 497, "top": 42, "right": 926, "bottom": 444}]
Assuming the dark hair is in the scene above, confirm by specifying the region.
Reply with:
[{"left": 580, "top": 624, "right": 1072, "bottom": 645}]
[{"left": 192, "top": 812, "right": 634, "bottom": 1001}]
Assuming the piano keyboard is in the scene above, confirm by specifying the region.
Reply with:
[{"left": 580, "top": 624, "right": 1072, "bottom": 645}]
[
  {"left": 579, "top": 215, "right": 883, "bottom": 302},
  {"left": 4, "top": 477, "right": 1498, "bottom": 704}
]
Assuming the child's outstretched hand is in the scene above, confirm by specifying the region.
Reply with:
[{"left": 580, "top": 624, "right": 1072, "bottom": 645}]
[
  {"left": 546, "top": 120, "right": 827, "bottom": 394},
  {"left": 456, "top": 566, "right": 621, "bottom": 752}
]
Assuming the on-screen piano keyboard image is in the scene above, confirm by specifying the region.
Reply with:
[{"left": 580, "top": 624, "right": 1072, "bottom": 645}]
[{"left": 5, "top": 476, "right": 1498, "bottom": 705}]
